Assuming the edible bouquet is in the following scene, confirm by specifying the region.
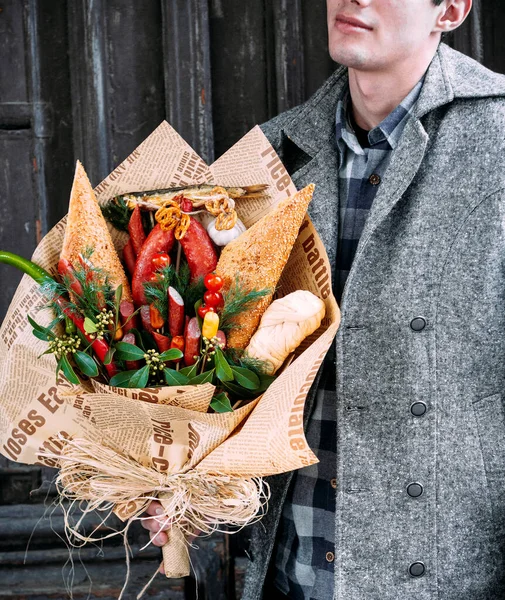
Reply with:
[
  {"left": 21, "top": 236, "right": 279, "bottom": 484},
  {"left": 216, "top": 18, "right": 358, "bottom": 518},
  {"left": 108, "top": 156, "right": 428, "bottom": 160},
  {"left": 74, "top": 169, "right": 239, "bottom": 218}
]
[{"left": 0, "top": 123, "right": 340, "bottom": 587}]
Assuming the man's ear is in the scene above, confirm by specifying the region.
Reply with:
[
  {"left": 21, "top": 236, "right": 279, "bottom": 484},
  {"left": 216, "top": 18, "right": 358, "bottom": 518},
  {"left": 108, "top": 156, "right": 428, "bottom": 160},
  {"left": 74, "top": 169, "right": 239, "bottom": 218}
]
[{"left": 434, "top": 0, "right": 473, "bottom": 33}]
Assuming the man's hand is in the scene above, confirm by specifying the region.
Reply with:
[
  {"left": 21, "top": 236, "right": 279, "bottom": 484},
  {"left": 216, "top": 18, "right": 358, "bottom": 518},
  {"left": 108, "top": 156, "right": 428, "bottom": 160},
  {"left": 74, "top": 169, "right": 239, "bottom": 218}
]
[{"left": 140, "top": 500, "right": 172, "bottom": 547}]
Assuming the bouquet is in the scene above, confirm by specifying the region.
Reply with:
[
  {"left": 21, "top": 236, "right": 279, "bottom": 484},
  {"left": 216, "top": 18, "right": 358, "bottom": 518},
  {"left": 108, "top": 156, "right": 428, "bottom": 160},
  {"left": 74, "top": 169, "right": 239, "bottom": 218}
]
[{"left": 0, "top": 123, "right": 340, "bottom": 591}]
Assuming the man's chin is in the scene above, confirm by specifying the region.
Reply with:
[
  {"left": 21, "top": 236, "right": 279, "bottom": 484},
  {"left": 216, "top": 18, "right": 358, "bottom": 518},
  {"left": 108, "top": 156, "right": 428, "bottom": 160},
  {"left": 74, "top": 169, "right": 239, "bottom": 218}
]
[{"left": 328, "top": 44, "right": 374, "bottom": 70}]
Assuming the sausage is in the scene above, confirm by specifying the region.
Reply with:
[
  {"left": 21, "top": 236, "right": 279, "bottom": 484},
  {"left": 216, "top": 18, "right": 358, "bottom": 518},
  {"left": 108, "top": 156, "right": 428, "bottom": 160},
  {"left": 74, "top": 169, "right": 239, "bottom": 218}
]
[
  {"left": 179, "top": 217, "right": 218, "bottom": 282},
  {"left": 122, "top": 239, "right": 136, "bottom": 276},
  {"left": 119, "top": 300, "right": 139, "bottom": 332},
  {"left": 132, "top": 224, "right": 175, "bottom": 306},
  {"left": 184, "top": 317, "right": 201, "bottom": 366},
  {"left": 122, "top": 332, "right": 142, "bottom": 370},
  {"left": 140, "top": 305, "right": 154, "bottom": 334},
  {"left": 215, "top": 330, "right": 227, "bottom": 350},
  {"left": 127, "top": 205, "right": 146, "bottom": 256},
  {"left": 168, "top": 286, "right": 184, "bottom": 337}
]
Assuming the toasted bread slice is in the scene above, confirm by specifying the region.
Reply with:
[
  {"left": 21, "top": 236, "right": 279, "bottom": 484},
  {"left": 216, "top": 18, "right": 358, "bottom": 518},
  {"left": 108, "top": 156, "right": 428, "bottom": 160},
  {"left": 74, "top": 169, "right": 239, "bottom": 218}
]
[
  {"left": 217, "top": 184, "right": 314, "bottom": 349},
  {"left": 61, "top": 161, "right": 132, "bottom": 302}
]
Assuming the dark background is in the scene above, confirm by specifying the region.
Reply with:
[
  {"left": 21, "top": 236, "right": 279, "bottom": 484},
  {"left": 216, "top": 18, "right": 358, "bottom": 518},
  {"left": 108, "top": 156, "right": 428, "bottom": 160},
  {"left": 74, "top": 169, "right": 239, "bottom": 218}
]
[{"left": 0, "top": 0, "right": 500, "bottom": 598}]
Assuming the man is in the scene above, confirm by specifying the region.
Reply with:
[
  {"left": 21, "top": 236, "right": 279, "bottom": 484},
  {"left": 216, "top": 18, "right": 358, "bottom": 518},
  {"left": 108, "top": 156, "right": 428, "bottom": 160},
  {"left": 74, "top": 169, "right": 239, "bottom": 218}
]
[{"left": 146, "top": 1, "right": 505, "bottom": 598}]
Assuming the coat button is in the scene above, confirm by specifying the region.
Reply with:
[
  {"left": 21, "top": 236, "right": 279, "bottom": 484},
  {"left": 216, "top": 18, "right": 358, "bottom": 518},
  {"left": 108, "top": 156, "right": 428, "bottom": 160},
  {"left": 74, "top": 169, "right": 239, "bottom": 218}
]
[
  {"left": 326, "top": 552, "right": 335, "bottom": 563},
  {"left": 369, "top": 173, "right": 381, "bottom": 185},
  {"left": 410, "top": 317, "right": 426, "bottom": 331},
  {"left": 407, "top": 483, "right": 423, "bottom": 498},
  {"left": 330, "top": 478, "right": 337, "bottom": 489},
  {"left": 409, "top": 562, "right": 426, "bottom": 577},
  {"left": 410, "top": 401, "right": 427, "bottom": 416}
]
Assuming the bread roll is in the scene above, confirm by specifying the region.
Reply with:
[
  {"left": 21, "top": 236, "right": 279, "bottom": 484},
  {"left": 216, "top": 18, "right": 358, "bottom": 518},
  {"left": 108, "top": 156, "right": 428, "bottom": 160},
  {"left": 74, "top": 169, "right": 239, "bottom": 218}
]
[{"left": 245, "top": 290, "right": 325, "bottom": 374}]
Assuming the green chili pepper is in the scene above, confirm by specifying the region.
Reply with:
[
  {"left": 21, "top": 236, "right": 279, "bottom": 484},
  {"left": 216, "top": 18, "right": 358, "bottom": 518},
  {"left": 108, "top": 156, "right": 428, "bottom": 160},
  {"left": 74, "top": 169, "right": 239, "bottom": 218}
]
[
  {"left": 65, "top": 316, "right": 77, "bottom": 334},
  {"left": 0, "top": 251, "right": 54, "bottom": 286}
]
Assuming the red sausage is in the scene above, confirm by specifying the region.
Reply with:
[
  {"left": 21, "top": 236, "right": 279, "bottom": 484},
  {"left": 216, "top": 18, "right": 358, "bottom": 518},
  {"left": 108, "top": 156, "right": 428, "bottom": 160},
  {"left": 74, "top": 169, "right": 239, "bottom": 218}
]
[
  {"left": 128, "top": 205, "right": 146, "bottom": 256},
  {"left": 184, "top": 317, "right": 201, "bottom": 367},
  {"left": 132, "top": 225, "right": 175, "bottom": 306},
  {"left": 123, "top": 239, "right": 136, "bottom": 276},
  {"left": 168, "top": 286, "right": 185, "bottom": 337},
  {"left": 119, "top": 300, "right": 139, "bottom": 332},
  {"left": 122, "top": 332, "right": 142, "bottom": 370},
  {"left": 140, "top": 305, "right": 154, "bottom": 334},
  {"left": 179, "top": 218, "right": 218, "bottom": 282}
]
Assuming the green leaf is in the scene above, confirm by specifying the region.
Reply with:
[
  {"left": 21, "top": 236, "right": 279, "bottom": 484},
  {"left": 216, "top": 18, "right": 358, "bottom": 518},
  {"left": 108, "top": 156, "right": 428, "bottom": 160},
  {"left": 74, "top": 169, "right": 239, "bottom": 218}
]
[
  {"left": 73, "top": 351, "right": 99, "bottom": 377},
  {"left": 59, "top": 354, "right": 80, "bottom": 385},
  {"left": 159, "top": 348, "right": 184, "bottom": 362},
  {"left": 27, "top": 315, "right": 51, "bottom": 335},
  {"left": 194, "top": 299, "right": 203, "bottom": 329},
  {"left": 109, "top": 370, "right": 140, "bottom": 387},
  {"left": 164, "top": 368, "right": 190, "bottom": 386},
  {"left": 103, "top": 346, "right": 115, "bottom": 366},
  {"left": 84, "top": 317, "right": 98, "bottom": 333},
  {"left": 114, "top": 341, "right": 146, "bottom": 361},
  {"left": 109, "top": 365, "right": 149, "bottom": 388},
  {"left": 180, "top": 360, "right": 200, "bottom": 379},
  {"left": 129, "top": 365, "right": 150, "bottom": 388},
  {"left": 32, "top": 328, "right": 50, "bottom": 342},
  {"left": 188, "top": 369, "right": 215, "bottom": 385},
  {"left": 115, "top": 284, "right": 123, "bottom": 323},
  {"left": 221, "top": 380, "right": 258, "bottom": 400},
  {"left": 230, "top": 366, "right": 260, "bottom": 390},
  {"left": 214, "top": 347, "right": 234, "bottom": 382},
  {"left": 257, "top": 373, "right": 276, "bottom": 393},
  {"left": 210, "top": 392, "right": 233, "bottom": 413}
]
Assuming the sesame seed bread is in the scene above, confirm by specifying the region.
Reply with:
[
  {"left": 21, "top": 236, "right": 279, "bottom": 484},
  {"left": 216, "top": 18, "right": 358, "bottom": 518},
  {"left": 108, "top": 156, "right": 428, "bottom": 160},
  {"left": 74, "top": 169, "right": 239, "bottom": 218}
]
[
  {"left": 217, "top": 184, "right": 314, "bottom": 349},
  {"left": 61, "top": 161, "right": 133, "bottom": 302}
]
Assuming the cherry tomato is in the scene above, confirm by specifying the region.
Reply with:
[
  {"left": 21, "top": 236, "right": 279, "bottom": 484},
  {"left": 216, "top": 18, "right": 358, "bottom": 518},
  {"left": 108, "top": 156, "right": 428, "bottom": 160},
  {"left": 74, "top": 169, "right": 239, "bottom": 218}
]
[
  {"left": 203, "top": 290, "right": 224, "bottom": 308},
  {"left": 198, "top": 304, "right": 215, "bottom": 319},
  {"left": 152, "top": 252, "right": 171, "bottom": 270},
  {"left": 204, "top": 273, "right": 224, "bottom": 292}
]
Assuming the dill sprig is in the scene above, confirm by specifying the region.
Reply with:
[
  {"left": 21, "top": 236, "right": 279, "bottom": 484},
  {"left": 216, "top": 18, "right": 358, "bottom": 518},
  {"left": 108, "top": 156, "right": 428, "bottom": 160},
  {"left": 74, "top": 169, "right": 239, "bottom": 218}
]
[
  {"left": 101, "top": 197, "right": 132, "bottom": 231},
  {"left": 219, "top": 275, "right": 272, "bottom": 333},
  {"left": 143, "top": 264, "right": 175, "bottom": 320},
  {"left": 224, "top": 347, "right": 271, "bottom": 376}
]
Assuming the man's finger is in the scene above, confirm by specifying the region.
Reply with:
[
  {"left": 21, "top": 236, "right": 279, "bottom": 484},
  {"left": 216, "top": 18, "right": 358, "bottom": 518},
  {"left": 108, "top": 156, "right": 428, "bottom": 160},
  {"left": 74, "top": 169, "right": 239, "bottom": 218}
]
[
  {"left": 141, "top": 516, "right": 173, "bottom": 532},
  {"left": 145, "top": 501, "right": 164, "bottom": 516},
  {"left": 150, "top": 529, "right": 168, "bottom": 547}
]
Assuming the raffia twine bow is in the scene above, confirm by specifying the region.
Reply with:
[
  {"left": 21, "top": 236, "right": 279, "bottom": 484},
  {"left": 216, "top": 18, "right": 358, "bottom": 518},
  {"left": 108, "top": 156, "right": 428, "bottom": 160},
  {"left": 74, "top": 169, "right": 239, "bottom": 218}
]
[{"left": 43, "top": 436, "right": 270, "bottom": 598}]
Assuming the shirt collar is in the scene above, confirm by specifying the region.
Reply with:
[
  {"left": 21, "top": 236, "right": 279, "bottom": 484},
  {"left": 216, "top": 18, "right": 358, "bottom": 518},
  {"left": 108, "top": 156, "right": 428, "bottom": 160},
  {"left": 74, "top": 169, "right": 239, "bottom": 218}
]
[{"left": 335, "top": 77, "right": 424, "bottom": 158}]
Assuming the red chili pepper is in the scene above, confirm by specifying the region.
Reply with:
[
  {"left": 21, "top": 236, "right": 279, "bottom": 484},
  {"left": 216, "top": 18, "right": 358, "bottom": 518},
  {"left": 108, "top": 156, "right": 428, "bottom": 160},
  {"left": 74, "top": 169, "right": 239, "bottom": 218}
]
[
  {"left": 123, "top": 239, "right": 136, "bottom": 276},
  {"left": 57, "top": 258, "right": 83, "bottom": 297},
  {"left": 53, "top": 297, "right": 119, "bottom": 378},
  {"left": 170, "top": 335, "right": 185, "bottom": 362},
  {"left": 149, "top": 304, "right": 164, "bottom": 329}
]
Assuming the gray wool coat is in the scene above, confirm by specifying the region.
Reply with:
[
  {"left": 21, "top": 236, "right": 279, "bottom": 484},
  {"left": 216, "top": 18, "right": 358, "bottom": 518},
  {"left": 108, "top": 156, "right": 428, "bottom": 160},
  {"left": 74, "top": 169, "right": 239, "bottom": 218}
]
[{"left": 241, "top": 43, "right": 505, "bottom": 600}]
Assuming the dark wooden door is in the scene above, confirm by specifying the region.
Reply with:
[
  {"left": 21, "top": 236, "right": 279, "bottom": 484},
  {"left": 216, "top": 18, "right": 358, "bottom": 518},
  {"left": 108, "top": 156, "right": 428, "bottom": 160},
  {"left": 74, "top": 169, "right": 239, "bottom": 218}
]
[{"left": 0, "top": 1, "right": 499, "bottom": 597}]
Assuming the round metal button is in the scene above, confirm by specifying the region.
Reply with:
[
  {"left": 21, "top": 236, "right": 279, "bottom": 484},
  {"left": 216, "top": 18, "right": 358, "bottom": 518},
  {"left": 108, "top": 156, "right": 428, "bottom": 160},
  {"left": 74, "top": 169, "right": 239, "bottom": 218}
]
[
  {"left": 409, "top": 562, "right": 426, "bottom": 577},
  {"left": 330, "top": 478, "right": 337, "bottom": 489},
  {"left": 410, "top": 317, "right": 426, "bottom": 331},
  {"left": 369, "top": 173, "right": 381, "bottom": 186},
  {"left": 411, "top": 401, "right": 427, "bottom": 417},
  {"left": 407, "top": 483, "right": 423, "bottom": 498},
  {"left": 326, "top": 552, "right": 335, "bottom": 563}
]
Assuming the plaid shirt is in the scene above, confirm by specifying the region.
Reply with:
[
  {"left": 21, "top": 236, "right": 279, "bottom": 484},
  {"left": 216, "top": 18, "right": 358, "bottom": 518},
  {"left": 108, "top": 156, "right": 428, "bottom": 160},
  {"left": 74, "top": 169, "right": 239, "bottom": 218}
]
[{"left": 271, "top": 78, "right": 424, "bottom": 600}]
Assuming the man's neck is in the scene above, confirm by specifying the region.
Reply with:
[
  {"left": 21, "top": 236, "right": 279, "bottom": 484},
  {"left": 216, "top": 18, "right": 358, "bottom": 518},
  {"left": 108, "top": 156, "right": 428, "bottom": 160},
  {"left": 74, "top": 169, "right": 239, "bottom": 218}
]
[{"left": 348, "top": 45, "right": 439, "bottom": 131}]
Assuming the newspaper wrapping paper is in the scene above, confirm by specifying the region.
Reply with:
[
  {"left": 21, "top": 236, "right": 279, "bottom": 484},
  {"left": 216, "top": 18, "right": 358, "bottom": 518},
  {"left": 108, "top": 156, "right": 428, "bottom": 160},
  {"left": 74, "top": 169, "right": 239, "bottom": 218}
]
[{"left": 0, "top": 122, "right": 341, "bottom": 580}]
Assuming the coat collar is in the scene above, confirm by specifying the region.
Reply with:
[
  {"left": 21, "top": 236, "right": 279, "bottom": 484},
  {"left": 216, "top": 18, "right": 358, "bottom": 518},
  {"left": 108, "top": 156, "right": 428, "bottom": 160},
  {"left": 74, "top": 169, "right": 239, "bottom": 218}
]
[{"left": 282, "top": 43, "right": 505, "bottom": 158}]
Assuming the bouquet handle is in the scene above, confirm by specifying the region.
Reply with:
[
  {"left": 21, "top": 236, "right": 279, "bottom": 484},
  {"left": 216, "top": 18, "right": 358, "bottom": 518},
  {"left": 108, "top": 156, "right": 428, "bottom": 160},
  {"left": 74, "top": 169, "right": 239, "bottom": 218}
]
[{"left": 159, "top": 494, "right": 190, "bottom": 578}]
